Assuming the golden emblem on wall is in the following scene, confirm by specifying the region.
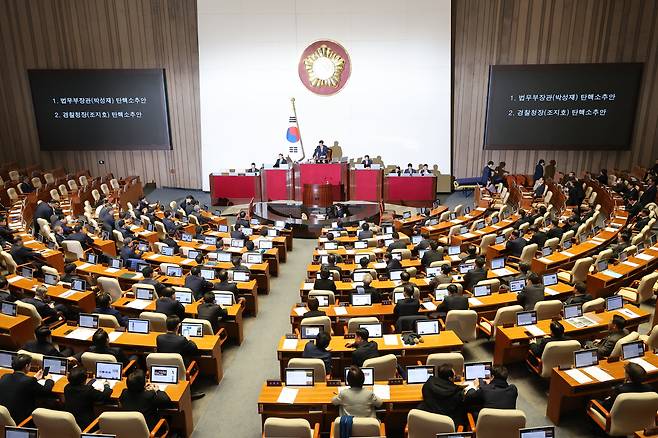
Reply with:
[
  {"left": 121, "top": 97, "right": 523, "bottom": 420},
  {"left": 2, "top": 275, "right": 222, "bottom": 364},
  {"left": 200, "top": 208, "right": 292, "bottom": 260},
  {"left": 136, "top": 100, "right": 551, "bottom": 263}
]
[{"left": 298, "top": 40, "right": 351, "bottom": 95}]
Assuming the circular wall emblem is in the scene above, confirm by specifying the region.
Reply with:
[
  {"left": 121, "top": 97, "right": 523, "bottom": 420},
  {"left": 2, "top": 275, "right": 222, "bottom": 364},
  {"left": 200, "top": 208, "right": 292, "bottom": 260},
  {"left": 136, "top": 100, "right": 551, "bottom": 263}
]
[{"left": 298, "top": 40, "right": 351, "bottom": 95}]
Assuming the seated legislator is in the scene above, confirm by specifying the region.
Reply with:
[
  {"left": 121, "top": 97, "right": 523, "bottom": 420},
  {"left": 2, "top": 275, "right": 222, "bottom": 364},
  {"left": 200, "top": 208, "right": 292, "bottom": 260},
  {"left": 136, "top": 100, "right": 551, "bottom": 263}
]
[
  {"left": 355, "top": 274, "right": 382, "bottom": 304},
  {"left": 387, "top": 232, "right": 407, "bottom": 252},
  {"left": 417, "top": 364, "right": 465, "bottom": 426},
  {"left": 23, "top": 325, "right": 73, "bottom": 358},
  {"left": 197, "top": 292, "right": 228, "bottom": 333},
  {"left": 332, "top": 366, "right": 383, "bottom": 417},
  {"left": 302, "top": 297, "right": 326, "bottom": 320},
  {"left": 119, "top": 237, "right": 143, "bottom": 265},
  {"left": 273, "top": 153, "right": 287, "bottom": 168},
  {"left": 529, "top": 321, "right": 570, "bottom": 357},
  {"left": 463, "top": 257, "right": 488, "bottom": 292},
  {"left": 517, "top": 273, "right": 545, "bottom": 311},
  {"left": 564, "top": 282, "right": 593, "bottom": 306},
  {"left": 464, "top": 365, "right": 518, "bottom": 418},
  {"left": 437, "top": 284, "right": 469, "bottom": 318},
  {"left": 403, "top": 163, "right": 416, "bottom": 175},
  {"left": 185, "top": 266, "right": 214, "bottom": 300},
  {"left": 432, "top": 264, "right": 453, "bottom": 286},
  {"left": 22, "top": 285, "right": 66, "bottom": 320},
  {"left": 393, "top": 284, "right": 420, "bottom": 319},
  {"left": 213, "top": 269, "right": 239, "bottom": 299},
  {"left": 314, "top": 268, "right": 337, "bottom": 293},
  {"left": 0, "top": 353, "right": 54, "bottom": 423},
  {"left": 10, "top": 236, "right": 39, "bottom": 266},
  {"left": 156, "top": 316, "right": 199, "bottom": 362},
  {"left": 155, "top": 286, "right": 186, "bottom": 320},
  {"left": 140, "top": 266, "right": 165, "bottom": 295},
  {"left": 588, "top": 315, "right": 628, "bottom": 358},
  {"left": 421, "top": 240, "right": 444, "bottom": 267},
  {"left": 303, "top": 331, "right": 332, "bottom": 375},
  {"left": 600, "top": 362, "right": 653, "bottom": 410},
  {"left": 119, "top": 369, "right": 172, "bottom": 430},
  {"left": 357, "top": 223, "right": 373, "bottom": 239},
  {"left": 64, "top": 365, "right": 112, "bottom": 428},
  {"left": 61, "top": 263, "right": 83, "bottom": 284},
  {"left": 231, "top": 255, "right": 250, "bottom": 273},
  {"left": 414, "top": 233, "right": 432, "bottom": 251},
  {"left": 347, "top": 328, "right": 379, "bottom": 367},
  {"left": 506, "top": 230, "right": 527, "bottom": 258},
  {"left": 383, "top": 252, "right": 402, "bottom": 272},
  {"left": 68, "top": 224, "right": 94, "bottom": 249},
  {"left": 76, "top": 328, "right": 128, "bottom": 365},
  {"left": 94, "top": 292, "right": 128, "bottom": 327},
  {"left": 0, "top": 275, "right": 19, "bottom": 302},
  {"left": 361, "top": 155, "right": 373, "bottom": 168}
]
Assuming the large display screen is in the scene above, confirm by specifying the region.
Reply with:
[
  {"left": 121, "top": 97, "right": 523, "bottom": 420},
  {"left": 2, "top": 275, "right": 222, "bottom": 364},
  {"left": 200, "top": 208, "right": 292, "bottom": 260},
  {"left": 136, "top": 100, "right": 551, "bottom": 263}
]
[
  {"left": 28, "top": 69, "right": 171, "bottom": 150},
  {"left": 483, "top": 63, "right": 643, "bottom": 150}
]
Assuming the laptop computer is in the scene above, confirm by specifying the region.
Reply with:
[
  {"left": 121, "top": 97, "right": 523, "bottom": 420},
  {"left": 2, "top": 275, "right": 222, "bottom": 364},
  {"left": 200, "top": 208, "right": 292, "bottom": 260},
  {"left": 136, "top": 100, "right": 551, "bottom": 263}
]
[
  {"left": 232, "top": 271, "right": 250, "bottom": 282},
  {"left": 1, "top": 301, "right": 17, "bottom": 317},
  {"left": 180, "top": 322, "right": 204, "bottom": 338},
  {"left": 574, "top": 348, "right": 599, "bottom": 368},
  {"left": 44, "top": 273, "right": 58, "bottom": 286},
  {"left": 519, "top": 426, "right": 555, "bottom": 438},
  {"left": 350, "top": 293, "right": 372, "bottom": 306},
  {"left": 258, "top": 240, "right": 273, "bottom": 249},
  {"left": 200, "top": 268, "right": 215, "bottom": 280},
  {"left": 79, "top": 313, "right": 99, "bottom": 329},
  {"left": 516, "top": 311, "right": 537, "bottom": 326},
  {"left": 166, "top": 266, "right": 183, "bottom": 277},
  {"left": 0, "top": 350, "right": 17, "bottom": 369},
  {"left": 127, "top": 318, "right": 150, "bottom": 334},
  {"left": 4, "top": 426, "right": 39, "bottom": 438},
  {"left": 204, "top": 236, "right": 218, "bottom": 245},
  {"left": 284, "top": 368, "right": 314, "bottom": 387},
  {"left": 509, "top": 279, "right": 525, "bottom": 293},
  {"left": 621, "top": 340, "right": 645, "bottom": 360},
  {"left": 300, "top": 325, "right": 324, "bottom": 339},
  {"left": 406, "top": 365, "right": 435, "bottom": 384},
  {"left": 415, "top": 319, "right": 440, "bottom": 335},
  {"left": 605, "top": 295, "right": 623, "bottom": 311},
  {"left": 43, "top": 355, "right": 68, "bottom": 376},
  {"left": 246, "top": 253, "right": 263, "bottom": 264},
  {"left": 160, "top": 246, "right": 174, "bottom": 256},
  {"left": 344, "top": 367, "right": 374, "bottom": 385},
  {"left": 175, "top": 289, "right": 193, "bottom": 304},
  {"left": 71, "top": 279, "right": 86, "bottom": 291},
  {"left": 213, "top": 292, "right": 234, "bottom": 307},
  {"left": 358, "top": 323, "right": 383, "bottom": 338},
  {"left": 464, "top": 362, "right": 492, "bottom": 381},
  {"left": 473, "top": 285, "right": 491, "bottom": 297},
  {"left": 134, "top": 287, "right": 153, "bottom": 301},
  {"left": 150, "top": 365, "right": 179, "bottom": 386}
]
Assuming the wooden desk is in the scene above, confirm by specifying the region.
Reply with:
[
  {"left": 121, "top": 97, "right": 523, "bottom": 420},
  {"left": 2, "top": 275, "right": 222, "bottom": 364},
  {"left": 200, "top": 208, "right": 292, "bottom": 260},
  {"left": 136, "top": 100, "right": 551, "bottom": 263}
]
[
  {"left": 420, "top": 207, "right": 488, "bottom": 239},
  {"left": 547, "top": 353, "right": 658, "bottom": 424},
  {"left": 0, "top": 313, "right": 34, "bottom": 348},
  {"left": 493, "top": 305, "right": 649, "bottom": 365},
  {"left": 276, "top": 332, "right": 463, "bottom": 380},
  {"left": 303, "top": 183, "right": 333, "bottom": 207},
  {"left": 393, "top": 206, "right": 448, "bottom": 235},
  {"left": 178, "top": 238, "right": 282, "bottom": 275},
  {"left": 91, "top": 237, "right": 118, "bottom": 257},
  {"left": 51, "top": 324, "right": 224, "bottom": 384},
  {"left": 450, "top": 214, "right": 520, "bottom": 247},
  {"left": 19, "top": 234, "right": 65, "bottom": 272},
  {"left": 7, "top": 275, "right": 96, "bottom": 312},
  {"left": 586, "top": 247, "right": 658, "bottom": 298}
]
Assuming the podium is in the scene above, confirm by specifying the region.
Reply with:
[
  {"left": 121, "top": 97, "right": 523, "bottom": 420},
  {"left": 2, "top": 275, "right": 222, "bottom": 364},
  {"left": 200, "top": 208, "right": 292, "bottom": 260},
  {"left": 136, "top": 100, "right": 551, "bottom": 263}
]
[
  {"left": 303, "top": 184, "right": 333, "bottom": 207},
  {"left": 350, "top": 168, "right": 383, "bottom": 201},
  {"left": 294, "top": 163, "right": 348, "bottom": 202},
  {"left": 261, "top": 166, "right": 294, "bottom": 201}
]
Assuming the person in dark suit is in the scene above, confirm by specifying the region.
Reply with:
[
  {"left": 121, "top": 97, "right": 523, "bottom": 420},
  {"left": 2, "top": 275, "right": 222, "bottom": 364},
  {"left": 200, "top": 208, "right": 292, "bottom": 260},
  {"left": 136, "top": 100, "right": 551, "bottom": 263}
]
[
  {"left": 529, "top": 321, "right": 569, "bottom": 357},
  {"left": 155, "top": 287, "right": 186, "bottom": 320},
  {"left": 418, "top": 364, "right": 465, "bottom": 425},
  {"left": 463, "top": 257, "right": 488, "bottom": 292},
  {"left": 113, "top": 219, "right": 134, "bottom": 240},
  {"left": 231, "top": 256, "right": 251, "bottom": 274},
  {"left": 139, "top": 266, "right": 165, "bottom": 295},
  {"left": 33, "top": 199, "right": 56, "bottom": 234},
  {"left": 92, "top": 292, "right": 127, "bottom": 327},
  {"left": 348, "top": 328, "right": 379, "bottom": 367},
  {"left": 610, "top": 232, "right": 631, "bottom": 259},
  {"left": 533, "top": 159, "right": 545, "bottom": 182},
  {"left": 413, "top": 233, "right": 432, "bottom": 251},
  {"left": 357, "top": 223, "right": 373, "bottom": 240},
  {"left": 76, "top": 328, "right": 128, "bottom": 364},
  {"left": 360, "top": 155, "right": 373, "bottom": 168},
  {"left": 197, "top": 292, "right": 227, "bottom": 333},
  {"left": 506, "top": 230, "right": 527, "bottom": 258},
  {"left": 564, "top": 282, "right": 593, "bottom": 306},
  {"left": 590, "top": 315, "right": 628, "bottom": 358},
  {"left": 383, "top": 252, "right": 403, "bottom": 271},
  {"left": 460, "top": 246, "right": 478, "bottom": 263},
  {"left": 601, "top": 362, "right": 654, "bottom": 410},
  {"left": 156, "top": 316, "right": 199, "bottom": 363},
  {"left": 23, "top": 285, "right": 64, "bottom": 320},
  {"left": 119, "top": 369, "right": 171, "bottom": 430},
  {"left": 119, "top": 237, "right": 142, "bottom": 263},
  {"left": 533, "top": 177, "right": 546, "bottom": 198},
  {"left": 432, "top": 264, "right": 453, "bottom": 286},
  {"left": 23, "top": 325, "right": 72, "bottom": 357},
  {"left": 355, "top": 274, "right": 382, "bottom": 304},
  {"left": 302, "top": 297, "right": 326, "bottom": 319},
  {"left": 421, "top": 240, "right": 444, "bottom": 267},
  {"left": 0, "top": 353, "right": 54, "bottom": 422},
  {"left": 639, "top": 177, "right": 657, "bottom": 207},
  {"left": 633, "top": 208, "right": 651, "bottom": 232},
  {"left": 273, "top": 153, "right": 287, "bottom": 168},
  {"left": 546, "top": 220, "right": 564, "bottom": 241},
  {"left": 213, "top": 269, "right": 239, "bottom": 299},
  {"left": 403, "top": 163, "right": 416, "bottom": 175},
  {"left": 303, "top": 331, "right": 333, "bottom": 375},
  {"left": 511, "top": 262, "right": 531, "bottom": 282},
  {"left": 528, "top": 226, "right": 547, "bottom": 248},
  {"left": 437, "top": 284, "right": 469, "bottom": 318},
  {"left": 0, "top": 276, "right": 19, "bottom": 302},
  {"left": 464, "top": 366, "right": 518, "bottom": 418},
  {"left": 314, "top": 268, "right": 337, "bottom": 293},
  {"left": 517, "top": 273, "right": 545, "bottom": 311},
  {"left": 18, "top": 176, "right": 35, "bottom": 194},
  {"left": 10, "top": 237, "right": 37, "bottom": 265},
  {"left": 64, "top": 365, "right": 112, "bottom": 428},
  {"left": 394, "top": 284, "right": 420, "bottom": 320},
  {"left": 185, "top": 266, "right": 214, "bottom": 300},
  {"left": 161, "top": 211, "right": 180, "bottom": 234},
  {"left": 65, "top": 225, "right": 94, "bottom": 250},
  {"left": 387, "top": 232, "right": 407, "bottom": 252},
  {"left": 312, "top": 140, "right": 330, "bottom": 161},
  {"left": 60, "top": 263, "right": 83, "bottom": 284}
]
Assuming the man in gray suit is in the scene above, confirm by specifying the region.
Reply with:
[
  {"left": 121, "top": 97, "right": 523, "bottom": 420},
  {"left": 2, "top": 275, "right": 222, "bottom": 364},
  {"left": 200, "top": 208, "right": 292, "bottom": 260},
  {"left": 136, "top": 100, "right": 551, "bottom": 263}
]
[
  {"left": 517, "top": 272, "right": 544, "bottom": 311},
  {"left": 591, "top": 315, "right": 628, "bottom": 358}
]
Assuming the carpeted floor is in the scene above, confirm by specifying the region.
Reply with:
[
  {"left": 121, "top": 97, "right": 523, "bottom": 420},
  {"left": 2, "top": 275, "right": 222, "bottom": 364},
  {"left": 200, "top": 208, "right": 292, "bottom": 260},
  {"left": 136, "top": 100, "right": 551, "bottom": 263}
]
[{"left": 144, "top": 188, "right": 648, "bottom": 437}]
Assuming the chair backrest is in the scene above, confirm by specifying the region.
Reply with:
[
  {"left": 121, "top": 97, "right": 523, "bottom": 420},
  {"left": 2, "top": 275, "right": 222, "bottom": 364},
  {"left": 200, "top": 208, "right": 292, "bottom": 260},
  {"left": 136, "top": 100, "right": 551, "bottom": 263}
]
[
  {"left": 636, "top": 272, "right": 658, "bottom": 303},
  {"left": 145, "top": 352, "right": 186, "bottom": 381},
  {"left": 62, "top": 240, "right": 84, "bottom": 260},
  {"left": 97, "top": 277, "right": 123, "bottom": 303},
  {"left": 407, "top": 409, "right": 454, "bottom": 438},
  {"left": 539, "top": 340, "right": 582, "bottom": 378},
  {"left": 392, "top": 248, "right": 411, "bottom": 260},
  {"left": 16, "top": 301, "right": 41, "bottom": 336},
  {"left": 593, "top": 248, "right": 613, "bottom": 266},
  {"left": 479, "top": 234, "right": 496, "bottom": 253},
  {"left": 426, "top": 353, "right": 464, "bottom": 374},
  {"left": 32, "top": 408, "right": 82, "bottom": 438},
  {"left": 474, "top": 408, "right": 526, "bottom": 438},
  {"left": 645, "top": 325, "right": 658, "bottom": 351},
  {"left": 445, "top": 310, "right": 477, "bottom": 342},
  {"left": 94, "top": 313, "right": 120, "bottom": 329},
  {"left": 543, "top": 237, "right": 559, "bottom": 251},
  {"left": 17, "top": 349, "right": 43, "bottom": 368},
  {"left": 31, "top": 177, "right": 42, "bottom": 189},
  {"left": 81, "top": 352, "right": 117, "bottom": 371},
  {"left": 0, "top": 251, "right": 18, "bottom": 274},
  {"left": 300, "top": 316, "right": 331, "bottom": 335},
  {"left": 159, "top": 262, "right": 179, "bottom": 274},
  {"left": 393, "top": 285, "right": 420, "bottom": 301},
  {"left": 609, "top": 392, "right": 658, "bottom": 436},
  {"left": 131, "top": 283, "right": 158, "bottom": 300},
  {"left": 139, "top": 311, "right": 167, "bottom": 332},
  {"left": 560, "top": 230, "right": 574, "bottom": 245},
  {"left": 308, "top": 289, "right": 335, "bottom": 305},
  {"left": 49, "top": 188, "right": 60, "bottom": 201},
  {"left": 363, "top": 354, "right": 397, "bottom": 380},
  {"left": 519, "top": 243, "right": 538, "bottom": 264},
  {"left": 98, "top": 411, "right": 150, "bottom": 438},
  {"left": 287, "top": 358, "right": 327, "bottom": 382},
  {"left": 263, "top": 417, "right": 313, "bottom": 438},
  {"left": 110, "top": 178, "right": 120, "bottom": 190},
  {"left": 43, "top": 173, "right": 54, "bottom": 184},
  {"left": 534, "top": 300, "right": 563, "bottom": 320},
  {"left": 582, "top": 297, "right": 604, "bottom": 313},
  {"left": 154, "top": 221, "right": 166, "bottom": 239},
  {"left": 100, "top": 183, "right": 110, "bottom": 195},
  {"left": 571, "top": 257, "right": 593, "bottom": 282},
  {"left": 79, "top": 175, "right": 88, "bottom": 187},
  {"left": 396, "top": 315, "right": 428, "bottom": 333},
  {"left": 490, "top": 305, "right": 524, "bottom": 337},
  {"left": 476, "top": 278, "right": 500, "bottom": 292},
  {"left": 347, "top": 317, "right": 380, "bottom": 334},
  {"left": 8, "top": 171, "right": 19, "bottom": 181},
  {"left": 332, "top": 417, "right": 382, "bottom": 438},
  {"left": 610, "top": 331, "right": 640, "bottom": 359},
  {"left": 58, "top": 184, "right": 68, "bottom": 197},
  {"left": 0, "top": 404, "right": 15, "bottom": 427},
  {"left": 182, "top": 318, "right": 213, "bottom": 335}
]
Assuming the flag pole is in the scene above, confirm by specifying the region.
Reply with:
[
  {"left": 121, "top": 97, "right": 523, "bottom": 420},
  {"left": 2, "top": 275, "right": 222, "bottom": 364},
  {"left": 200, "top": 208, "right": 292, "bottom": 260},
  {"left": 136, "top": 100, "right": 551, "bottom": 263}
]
[{"left": 291, "top": 97, "right": 305, "bottom": 162}]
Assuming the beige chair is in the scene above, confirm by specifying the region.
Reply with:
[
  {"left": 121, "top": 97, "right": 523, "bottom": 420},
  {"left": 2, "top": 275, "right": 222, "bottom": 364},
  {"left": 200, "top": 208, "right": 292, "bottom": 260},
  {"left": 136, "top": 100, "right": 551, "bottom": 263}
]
[
  {"left": 527, "top": 340, "right": 581, "bottom": 378},
  {"left": 621, "top": 245, "right": 637, "bottom": 259},
  {"left": 95, "top": 411, "right": 168, "bottom": 438},
  {"left": 587, "top": 392, "right": 658, "bottom": 436},
  {"left": 592, "top": 248, "right": 613, "bottom": 268},
  {"left": 475, "top": 278, "right": 500, "bottom": 293},
  {"left": 300, "top": 316, "right": 332, "bottom": 335},
  {"left": 41, "top": 265, "right": 59, "bottom": 277},
  {"left": 428, "top": 260, "right": 450, "bottom": 269},
  {"left": 439, "top": 225, "right": 461, "bottom": 245},
  {"left": 16, "top": 301, "right": 42, "bottom": 335},
  {"left": 308, "top": 289, "right": 336, "bottom": 305},
  {"left": 363, "top": 354, "right": 398, "bottom": 380},
  {"left": 560, "top": 230, "right": 575, "bottom": 246},
  {"left": 425, "top": 353, "right": 464, "bottom": 374},
  {"left": 110, "top": 178, "right": 121, "bottom": 191},
  {"left": 347, "top": 317, "right": 380, "bottom": 334},
  {"left": 0, "top": 251, "right": 19, "bottom": 274},
  {"left": 330, "top": 417, "right": 384, "bottom": 438},
  {"left": 32, "top": 408, "right": 82, "bottom": 437},
  {"left": 49, "top": 188, "right": 61, "bottom": 201},
  {"left": 445, "top": 310, "right": 477, "bottom": 342},
  {"left": 58, "top": 184, "right": 69, "bottom": 198},
  {"left": 17, "top": 349, "right": 43, "bottom": 368},
  {"left": 31, "top": 177, "right": 43, "bottom": 190},
  {"left": 79, "top": 175, "right": 89, "bottom": 188},
  {"left": 139, "top": 312, "right": 167, "bottom": 332},
  {"left": 478, "top": 305, "right": 523, "bottom": 339},
  {"left": 113, "top": 230, "right": 125, "bottom": 250},
  {"left": 393, "top": 285, "right": 420, "bottom": 301},
  {"left": 406, "top": 409, "right": 454, "bottom": 437},
  {"left": 100, "top": 183, "right": 111, "bottom": 196},
  {"left": 582, "top": 297, "right": 605, "bottom": 313},
  {"left": 467, "top": 408, "right": 526, "bottom": 438},
  {"left": 67, "top": 179, "right": 79, "bottom": 191},
  {"left": 181, "top": 318, "right": 214, "bottom": 335},
  {"left": 132, "top": 283, "right": 158, "bottom": 300},
  {"left": 154, "top": 221, "right": 167, "bottom": 240},
  {"left": 61, "top": 240, "right": 84, "bottom": 261},
  {"left": 641, "top": 325, "right": 658, "bottom": 351},
  {"left": 43, "top": 173, "right": 54, "bottom": 185},
  {"left": 94, "top": 314, "right": 120, "bottom": 329},
  {"left": 81, "top": 352, "right": 118, "bottom": 371},
  {"left": 609, "top": 331, "right": 640, "bottom": 359},
  {"left": 6, "top": 188, "right": 19, "bottom": 204},
  {"left": 145, "top": 352, "right": 197, "bottom": 383},
  {"left": 97, "top": 277, "right": 125, "bottom": 302},
  {"left": 0, "top": 404, "right": 16, "bottom": 428},
  {"left": 534, "top": 300, "right": 563, "bottom": 320},
  {"left": 617, "top": 271, "right": 658, "bottom": 304},
  {"left": 287, "top": 358, "right": 327, "bottom": 382},
  {"left": 8, "top": 170, "right": 19, "bottom": 182},
  {"left": 91, "top": 189, "right": 101, "bottom": 204},
  {"left": 557, "top": 257, "right": 593, "bottom": 284},
  {"left": 159, "top": 262, "right": 180, "bottom": 274},
  {"left": 543, "top": 237, "right": 559, "bottom": 252},
  {"left": 263, "top": 417, "right": 319, "bottom": 438},
  {"left": 479, "top": 234, "right": 496, "bottom": 255},
  {"left": 509, "top": 243, "right": 538, "bottom": 267}
]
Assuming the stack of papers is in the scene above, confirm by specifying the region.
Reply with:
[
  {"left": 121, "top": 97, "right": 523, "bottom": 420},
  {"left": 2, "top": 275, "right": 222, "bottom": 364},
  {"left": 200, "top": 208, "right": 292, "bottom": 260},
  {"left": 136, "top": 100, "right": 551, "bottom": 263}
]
[
  {"left": 126, "top": 300, "right": 152, "bottom": 310},
  {"left": 105, "top": 268, "right": 120, "bottom": 274},
  {"left": 276, "top": 387, "right": 298, "bottom": 404},
  {"left": 583, "top": 366, "right": 614, "bottom": 381},
  {"left": 566, "top": 316, "right": 597, "bottom": 329},
  {"left": 108, "top": 332, "right": 123, "bottom": 342},
  {"left": 7, "top": 276, "right": 23, "bottom": 284},
  {"left": 622, "top": 261, "right": 640, "bottom": 268},
  {"left": 383, "top": 335, "right": 399, "bottom": 346},
  {"left": 565, "top": 368, "right": 593, "bottom": 384},
  {"left": 601, "top": 269, "right": 623, "bottom": 279},
  {"left": 492, "top": 268, "right": 514, "bottom": 277},
  {"left": 561, "top": 251, "right": 575, "bottom": 257},
  {"left": 77, "top": 263, "right": 93, "bottom": 270},
  {"left": 333, "top": 307, "right": 348, "bottom": 316},
  {"left": 636, "top": 253, "right": 654, "bottom": 261},
  {"left": 146, "top": 254, "right": 161, "bottom": 260},
  {"left": 525, "top": 325, "right": 546, "bottom": 337},
  {"left": 628, "top": 358, "right": 658, "bottom": 372},
  {"left": 293, "top": 307, "right": 306, "bottom": 316},
  {"left": 468, "top": 297, "right": 483, "bottom": 306},
  {"left": 422, "top": 301, "right": 437, "bottom": 311},
  {"left": 282, "top": 339, "right": 298, "bottom": 350},
  {"left": 616, "top": 308, "right": 640, "bottom": 319},
  {"left": 545, "top": 287, "right": 559, "bottom": 296},
  {"left": 65, "top": 327, "right": 97, "bottom": 340},
  {"left": 181, "top": 258, "right": 194, "bottom": 264}
]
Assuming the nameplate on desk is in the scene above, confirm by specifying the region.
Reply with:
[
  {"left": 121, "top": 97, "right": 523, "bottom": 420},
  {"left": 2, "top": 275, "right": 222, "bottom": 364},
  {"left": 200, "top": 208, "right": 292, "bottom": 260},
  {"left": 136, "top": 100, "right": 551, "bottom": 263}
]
[
  {"left": 266, "top": 380, "right": 282, "bottom": 387},
  {"left": 344, "top": 333, "right": 356, "bottom": 339},
  {"left": 285, "top": 334, "right": 298, "bottom": 339},
  {"left": 326, "top": 380, "right": 341, "bottom": 387},
  {"left": 388, "top": 378, "right": 403, "bottom": 385},
  {"left": 382, "top": 300, "right": 392, "bottom": 306}
]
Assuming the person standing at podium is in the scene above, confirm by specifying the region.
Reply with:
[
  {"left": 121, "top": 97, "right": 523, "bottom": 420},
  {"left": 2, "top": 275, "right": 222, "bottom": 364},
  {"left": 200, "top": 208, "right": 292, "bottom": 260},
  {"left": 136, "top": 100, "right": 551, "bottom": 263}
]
[
  {"left": 312, "top": 140, "right": 330, "bottom": 162},
  {"left": 361, "top": 155, "right": 373, "bottom": 168}
]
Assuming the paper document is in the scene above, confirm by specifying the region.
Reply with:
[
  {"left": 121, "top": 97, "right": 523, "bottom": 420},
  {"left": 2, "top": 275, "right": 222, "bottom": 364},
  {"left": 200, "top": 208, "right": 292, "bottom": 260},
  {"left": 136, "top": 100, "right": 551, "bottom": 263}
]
[
  {"left": 126, "top": 300, "right": 151, "bottom": 310},
  {"left": 622, "top": 261, "right": 640, "bottom": 268},
  {"left": 108, "top": 331, "right": 123, "bottom": 342},
  {"left": 373, "top": 384, "right": 391, "bottom": 400},
  {"left": 422, "top": 301, "right": 437, "bottom": 311},
  {"left": 333, "top": 307, "right": 348, "bottom": 316},
  {"left": 147, "top": 254, "right": 161, "bottom": 260},
  {"left": 591, "top": 237, "right": 605, "bottom": 243},
  {"left": 601, "top": 269, "right": 623, "bottom": 279},
  {"left": 566, "top": 316, "right": 597, "bottom": 329},
  {"left": 92, "top": 380, "right": 119, "bottom": 391},
  {"left": 303, "top": 282, "right": 314, "bottom": 290},
  {"left": 492, "top": 268, "right": 514, "bottom": 277},
  {"left": 7, "top": 276, "right": 23, "bottom": 284},
  {"left": 65, "top": 327, "right": 96, "bottom": 340},
  {"left": 383, "top": 335, "right": 399, "bottom": 346},
  {"left": 282, "top": 339, "right": 298, "bottom": 350},
  {"left": 182, "top": 258, "right": 194, "bottom": 264},
  {"left": 59, "top": 290, "right": 77, "bottom": 299},
  {"left": 373, "top": 263, "right": 386, "bottom": 269},
  {"left": 628, "top": 358, "right": 658, "bottom": 372},
  {"left": 468, "top": 297, "right": 483, "bottom": 306},
  {"left": 616, "top": 308, "right": 639, "bottom": 319},
  {"left": 636, "top": 253, "right": 654, "bottom": 261},
  {"left": 525, "top": 325, "right": 545, "bottom": 337},
  {"left": 105, "top": 268, "right": 120, "bottom": 274},
  {"left": 38, "top": 374, "right": 65, "bottom": 386},
  {"left": 461, "top": 233, "right": 475, "bottom": 239},
  {"left": 77, "top": 263, "right": 93, "bottom": 270},
  {"left": 317, "top": 250, "right": 327, "bottom": 255},
  {"left": 565, "top": 368, "right": 593, "bottom": 384},
  {"left": 583, "top": 366, "right": 614, "bottom": 381},
  {"left": 545, "top": 287, "right": 558, "bottom": 296},
  {"left": 538, "top": 257, "right": 553, "bottom": 264},
  {"left": 277, "top": 387, "right": 298, "bottom": 404},
  {"left": 561, "top": 251, "right": 575, "bottom": 257},
  {"left": 605, "top": 227, "right": 618, "bottom": 232},
  {"left": 293, "top": 307, "right": 306, "bottom": 316}
]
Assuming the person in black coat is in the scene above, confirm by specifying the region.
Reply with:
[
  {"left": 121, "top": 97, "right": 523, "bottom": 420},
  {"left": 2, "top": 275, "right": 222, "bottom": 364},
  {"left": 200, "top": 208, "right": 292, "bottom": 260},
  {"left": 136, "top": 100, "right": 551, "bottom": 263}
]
[
  {"left": 119, "top": 369, "right": 171, "bottom": 430},
  {"left": 517, "top": 273, "right": 545, "bottom": 311},
  {"left": 22, "top": 285, "right": 64, "bottom": 320},
  {"left": 355, "top": 274, "right": 382, "bottom": 304},
  {"left": 414, "top": 233, "right": 433, "bottom": 251},
  {"left": 302, "top": 297, "right": 326, "bottom": 319},
  {"left": 418, "top": 364, "right": 465, "bottom": 425},
  {"left": 464, "top": 366, "right": 518, "bottom": 418},
  {"left": 506, "top": 230, "right": 527, "bottom": 258},
  {"left": 67, "top": 225, "right": 94, "bottom": 249},
  {"left": 10, "top": 237, "right": 37, "bottom": 265},
  {"left": 119, "top": 237, "right": 142, "bottom": 263},
  {"left": 23, "top": 325, "right": 72, "bottom": 358},
  {"left": 303, "top": 331, "right": 333, "bottom": 375},
  {"left": 161, "top": 211, "right": 180, "bottom": 234},
  {"left": 529, "top": 321, "right": 569, "bottom": 357},
  {"left": 0, "top": 276, "right": 19, "bottom": 302},
  {"left": 383, "top": 253, "right": 403, "bottom": 272},
  {"left": 387, "top": 232, "right": 407, "bottom": 252},
  {"left": 156, "top": 316, "right": 199, "bottom": 363},
  {"left": 633, "top": 208, "right": 651, "bottom": 232},
  {"left": 64, "top": 365, "right": 112, "bottom": 428},
  {"left": 231, "top": 255, "right": 251, "bottom": 273},
  {"left": 361, "top": 155, "right": 373, "bottom": 168},
  {"left": 314, "top": 268, "right": 337, "bottom": 293},
  {"left": 601, "top": 362, "right": 654, "bottom": 410},
  {"left": 273, "top": 153, "right": 287, "bottom": 168},
  {"left": 528, "top": 226, "right": 547, "bottom": 248},
  {"left": 437, "top": 284, "right": 469, "bottom": 318},
  {"left": 75, "top": 328, "right": 128, "bottom": 364},
  {"left": 421, "top": 240, "right": 444, "bottom": 267},
  {"left": 0, "top": 353, "right": 54, "bottom": 423},
  {"left": 639, "top": 178, "right": 657, "bottom": 207},
  {"left": 235, "top": 211, "right": 250, "bottom": 228},
  {"left": 33, "top": 200, "right": 55, "bottom": 234},
  {"left": 394, "top": 284, "right": 420, "bottom": 319},
  {"left": 184, "top": 266, "right": 214, "bottom": 300},
  {"left": 213, "top": 269, "right": 239, "bottom": 299},
  {"left": 197, "top": 292, "right": 228, "bottom": 333},
  {"left": 546, "top": 220, "right": 564, "bottom": 241},
  {"left": 564, "top": 282, "right": 593, "bottom": 306},
  {"left": 155, "top": 287, "right": 186, "bottom": 320},
  {"left": 230, "top": 224, "right": 247, "bottom": 242},
  {"left": 463, "top": 257, "right": 488, "bottom": 292},
  {"left": 93, "top": 292, "right": 127, "bottom": 327},
  {"left": 357, "top": 223, "right": 373, "bottom": 240},
  {"left": 348, "top": 328, "right": 379, "bottom": 367},
  {"left": 139, "top": 267, "right": 165, "bottom": 295}
]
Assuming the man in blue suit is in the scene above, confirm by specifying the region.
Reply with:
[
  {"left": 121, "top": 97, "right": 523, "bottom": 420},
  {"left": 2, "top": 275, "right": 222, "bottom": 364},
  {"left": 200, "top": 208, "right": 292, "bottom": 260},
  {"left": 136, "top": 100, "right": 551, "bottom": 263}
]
[{"left": 312, "top": 140, "right": 330, "bottom": 161}]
